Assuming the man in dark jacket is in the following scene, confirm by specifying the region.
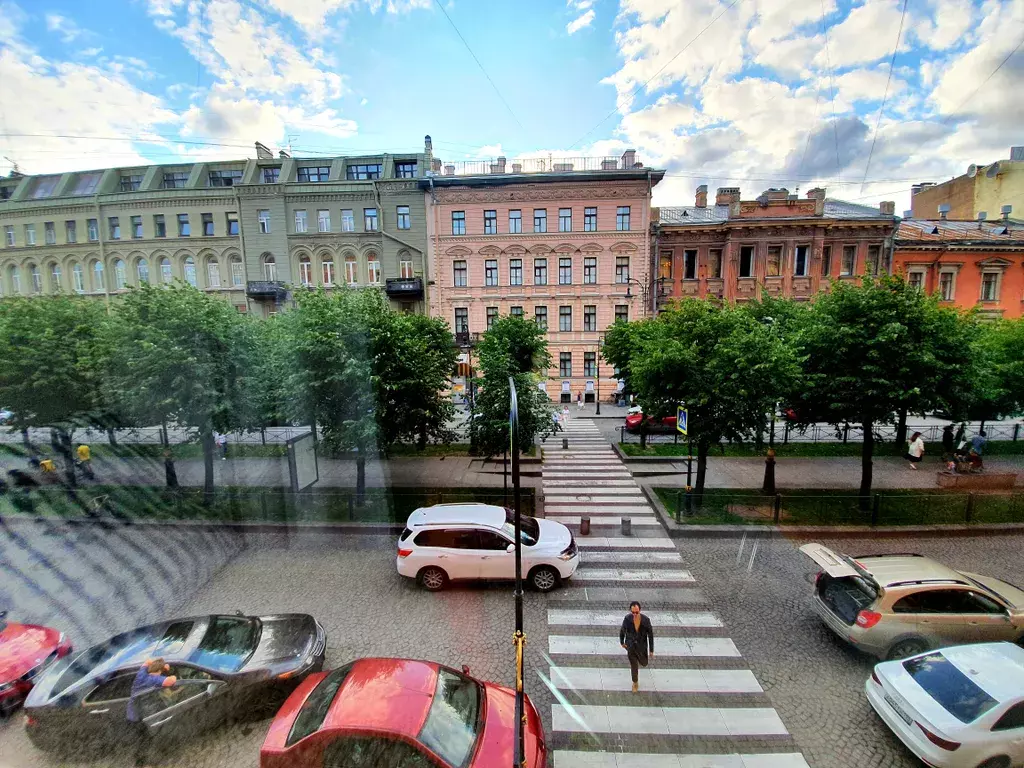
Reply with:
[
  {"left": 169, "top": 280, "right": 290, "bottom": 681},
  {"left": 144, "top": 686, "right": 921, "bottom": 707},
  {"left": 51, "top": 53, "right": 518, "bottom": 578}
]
[{"left": 619, "top": 600, "right": 654, "bottom": 692}]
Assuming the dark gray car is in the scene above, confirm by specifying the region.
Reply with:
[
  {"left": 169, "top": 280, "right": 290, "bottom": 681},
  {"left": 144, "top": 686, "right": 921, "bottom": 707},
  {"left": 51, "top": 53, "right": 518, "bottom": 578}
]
[{"left": 23, "top": 613, "right": 326, "bottom": 753}]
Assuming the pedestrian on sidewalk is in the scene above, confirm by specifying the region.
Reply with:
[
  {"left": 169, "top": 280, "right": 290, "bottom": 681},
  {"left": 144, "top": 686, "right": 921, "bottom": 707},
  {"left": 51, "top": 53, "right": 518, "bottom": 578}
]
[
  {"left": 576, "top": 392, "right": 583, "bottom": 411},
  {"left": 941, "top": 424, "right": 955, "bottom": 461},
  {"left": 561, "top": 404, "right": 570, "bottom": 425},
  {"left": 971, "top": 429, "right": 988, "bottom": 457},
  {"left": 215, "top": 431, "right": 228, "bottom": 460},
  {"left": 619, "top": 601, "right": 654, "bottom": 693},
  {"left": 905, "top": 431, "right": 925, "bottom": 470},
  {"left": 76, "top": 442, "right": 94, "bottom": 480}
]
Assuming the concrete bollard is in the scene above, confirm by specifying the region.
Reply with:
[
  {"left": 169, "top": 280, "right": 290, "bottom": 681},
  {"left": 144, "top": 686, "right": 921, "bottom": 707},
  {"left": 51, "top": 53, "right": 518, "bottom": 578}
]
[
  {"left": 580, "top": 516, "right": 590, "bottom": 536},
  {"left": 621, "top": 516, "right": 631, "bottom": 536},
  {"left": 562, "top": 437, "right": 568, "bottom": 450}
]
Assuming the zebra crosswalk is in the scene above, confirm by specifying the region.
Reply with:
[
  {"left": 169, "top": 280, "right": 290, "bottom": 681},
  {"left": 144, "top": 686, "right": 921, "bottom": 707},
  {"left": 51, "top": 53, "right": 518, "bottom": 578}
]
[{"left": 541, "top": 419, "right": 809, "bottom": 768}]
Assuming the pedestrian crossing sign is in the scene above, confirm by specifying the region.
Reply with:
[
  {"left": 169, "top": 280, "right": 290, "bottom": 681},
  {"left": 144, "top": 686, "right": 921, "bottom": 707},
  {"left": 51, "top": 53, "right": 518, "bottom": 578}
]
[{"left": 676, "top": 405, "right": 688, "bottom": 435}]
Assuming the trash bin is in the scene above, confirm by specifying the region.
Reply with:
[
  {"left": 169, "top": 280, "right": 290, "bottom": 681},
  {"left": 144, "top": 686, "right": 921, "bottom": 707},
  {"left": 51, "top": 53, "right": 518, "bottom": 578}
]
[
  {"left": 580, "top": 516, "right": 590, "bottom": 536},
  {"left": 621, "top": 517, "right": 631, "bottom": 536},
  {"left": 562, "top": 437, "right": 568, "bottom": 450}
]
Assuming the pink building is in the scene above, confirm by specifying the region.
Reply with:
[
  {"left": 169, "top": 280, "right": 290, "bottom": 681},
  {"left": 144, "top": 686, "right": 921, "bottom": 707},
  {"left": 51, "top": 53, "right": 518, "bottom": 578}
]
[{"left": 422, "top": 153, "right": 663, "bottom": 403}]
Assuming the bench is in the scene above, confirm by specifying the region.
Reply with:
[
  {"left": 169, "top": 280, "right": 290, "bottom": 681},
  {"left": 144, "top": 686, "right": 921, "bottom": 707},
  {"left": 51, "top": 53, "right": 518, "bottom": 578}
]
[{"left": 936, "top": 472, "right": 1018, "bottom": 490}]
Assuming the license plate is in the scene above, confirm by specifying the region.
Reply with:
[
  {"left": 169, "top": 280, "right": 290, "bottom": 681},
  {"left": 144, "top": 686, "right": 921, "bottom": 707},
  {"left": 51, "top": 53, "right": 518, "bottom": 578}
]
[{"left": 884, "top": 694, "right": 913, "bottom": 726}]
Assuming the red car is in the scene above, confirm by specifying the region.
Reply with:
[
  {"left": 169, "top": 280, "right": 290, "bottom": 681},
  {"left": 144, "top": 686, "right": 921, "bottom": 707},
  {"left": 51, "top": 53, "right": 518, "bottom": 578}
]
[
  {"left": 0, "top": 611, "right": 71, "bottom": 716},
  {"left": 260, "top": 657, "right": 547, "bottom": 768},
  {"left": 624, "top": 411, "right": 677, "bottom": 433}
]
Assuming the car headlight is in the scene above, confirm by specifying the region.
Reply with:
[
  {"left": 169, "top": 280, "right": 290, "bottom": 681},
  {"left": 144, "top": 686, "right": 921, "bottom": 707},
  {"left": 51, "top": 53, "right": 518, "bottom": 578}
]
[{"left": 558, "top": 552, "right": 575, "bottom": 561}]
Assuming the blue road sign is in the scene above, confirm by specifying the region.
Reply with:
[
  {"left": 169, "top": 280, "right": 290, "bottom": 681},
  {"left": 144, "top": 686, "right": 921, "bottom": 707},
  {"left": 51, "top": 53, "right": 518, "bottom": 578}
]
[{"left": 676, "top": 405, "right": 688, "bottom": 435}]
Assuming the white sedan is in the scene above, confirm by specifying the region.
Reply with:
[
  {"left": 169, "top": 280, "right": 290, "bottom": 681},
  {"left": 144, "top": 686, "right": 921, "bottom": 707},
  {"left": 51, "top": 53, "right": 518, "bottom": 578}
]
[{"left": 866, "top": 641, "right": 1024, "bottom": 768}]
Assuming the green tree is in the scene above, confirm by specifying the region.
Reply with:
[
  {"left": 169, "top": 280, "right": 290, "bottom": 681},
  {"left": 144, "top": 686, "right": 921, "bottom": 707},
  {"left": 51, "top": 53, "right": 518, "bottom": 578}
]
[
  {"left": 469, "top": 315, "right": 555, "bottom": 457},
  {"left": 106, "top": 283, "right": 259, "bottom": 496},
  {"left": 0, "top": 296, "right": 112, "bottom": 485},
  {"left": 962, "top": 318, "right": 1024, "bottom": 423},
  {"left": 625, "top": 299, "right": 802, "bottom": 498},
  {"left": 794, "top": 275, "right": 978, "bottom": 504}
]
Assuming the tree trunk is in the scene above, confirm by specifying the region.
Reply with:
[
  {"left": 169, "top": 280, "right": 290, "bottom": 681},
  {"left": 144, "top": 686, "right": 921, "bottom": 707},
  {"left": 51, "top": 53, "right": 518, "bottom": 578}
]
[
  {"left": 57, "top": 428, "right": 76, "bottom": 487},
  {"left": 695, "top": 438, "right": 710, "bottom": 506},
  {"left": 859, "top": 419, "right": 874, "bottom": 510},
  {"left": 202, "top": 430, "right": 215, "bottom": 503},
  {"left": 417, "top": 422, "right": 427, "bottom": 451},
  {"left": 639, "top": 421, "right": 647, "bottom": 450},
  {"left": 106, "top": 427, "right": 118, "bottom": 447},
  {"left": 755, "top": 422, "right": 764, "bottom": 452},
  {"left": 21, "top": 428, "right": 31, "bottom": 449},
  {"left": 895, "top": 408, "right": 907, "bottom": 454},
  {"left": 356, "top": 455, "right": 366, "bottom": 506},
  {"left": 164, "top": 452, "right": 179, "bottom": 488}
]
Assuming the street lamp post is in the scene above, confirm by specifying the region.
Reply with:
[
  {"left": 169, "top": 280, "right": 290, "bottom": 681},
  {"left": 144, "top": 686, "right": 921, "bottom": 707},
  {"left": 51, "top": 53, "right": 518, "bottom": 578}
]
[
  {"left": 624, "top": 276, "right": 669, "bottom": 317},
  {"left": 509, "top": 377, "right": 526, "bottom": 768}
]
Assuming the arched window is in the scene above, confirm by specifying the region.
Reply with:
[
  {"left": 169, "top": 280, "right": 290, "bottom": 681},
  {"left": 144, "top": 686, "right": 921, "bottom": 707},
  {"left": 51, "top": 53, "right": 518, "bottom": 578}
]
[
  {"left": 49, "top": 262, "right": 62, "bottom": 292},
  {"left": 366, "top": 252, "right": 381, "bottom": 285},
  {"left": 207, "top": 257, "right": 221, "bottom": 288},
  {"left": 160, "top": 257, "right": 173, "bottom": 283},
  {"left": 137, "top": 258, "right": 150, "bottom": 284},
  {"left": 344, "top": 253, "right": 358, "bottom": 285},
  {"left": 8, "top": 265, "right": 21, "bottom": 295},
  {"left": 299, "top": 254, "right": 312, "bottom": 286},
  {"left": 230, "top": 256, "right": 244, "bottom": 287},
  {"left": 92, "top": 260, "right": 104, "bottom": 292},
  {"left": 114, "top": 259, "right": 127, "bottom": 290},
  {"left": 263, "top": 254, "right": 276, "bottom": 281},
  {"left": 72, "top": 262, "right": 84, "bottom": 293},
  {"left": 321, "top": 256, "right": 334, "bottom": 285},
  {"left": 29, "top": 263, "right": 42, "bottom": 294},
  {"left": 184, "top": 256, "right": 197, "bottom": 287}
]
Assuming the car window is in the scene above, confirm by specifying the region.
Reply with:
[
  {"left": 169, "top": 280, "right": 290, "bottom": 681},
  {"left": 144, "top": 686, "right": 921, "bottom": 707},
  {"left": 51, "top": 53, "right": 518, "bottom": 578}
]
[
  {"left": 286, "top": 664, "right": 354, "bottom": 747},
  {"left": 419, "top": 668, "right": 482, "bottom": 768},
  {"left": 903, "top": 652, "right": 999, "bottom": 723},
  {"left": 187, "top": 616, "right": 260, "bottom": 673},
  {"left": 899, "top": 589, "right": 981, "bottom": 614},
  {"left": 471, "top": 531, "right": 510, "bottom": 550},
  {"left": 323, "top": 736, "right": 436, "bottom": 768},
  {"left": 134, "top": 680, "right": 210, "bottom": 720},
  {"left": 962, "top": 592, "right": 1006, "bottom": 614},
  {"left": 414, "top": 529, "right": 457, "bottom": 548},
  {"left": 85, "top": 672, "right": 137, "bottom": 704},
  {"left": 993, "top": 702, "right": 1024, "bottom": 731},
  {"left": 52, "top": 627, "right": 161, "bottom": 697}
]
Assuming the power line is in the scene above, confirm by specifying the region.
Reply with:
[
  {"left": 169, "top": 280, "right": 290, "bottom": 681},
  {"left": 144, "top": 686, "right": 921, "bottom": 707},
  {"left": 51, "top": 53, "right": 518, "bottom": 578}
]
[
  {"left": 568, "top": 0, "right": 744, "bottom": 151},
  {"left": 860, "top": 0, "right": 908, "bottom": 194},
  {"left": 940, "top": 30, "right": 1024, "bottom": 124},
  {"left": 819, "top": 0, "right": 842, "bottom": 184},
  {"left": 432, "top": 0, "right": 526, "bottom": 136}
]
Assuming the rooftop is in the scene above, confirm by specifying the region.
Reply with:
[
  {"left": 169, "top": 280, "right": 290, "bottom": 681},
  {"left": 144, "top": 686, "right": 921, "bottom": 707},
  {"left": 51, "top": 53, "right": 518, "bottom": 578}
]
[
  {"left": 897, "top": 218, "right": 1024, "bottom": 244},
  {"left": 659, "top": 187, "right": 894, "bottom": 226}
]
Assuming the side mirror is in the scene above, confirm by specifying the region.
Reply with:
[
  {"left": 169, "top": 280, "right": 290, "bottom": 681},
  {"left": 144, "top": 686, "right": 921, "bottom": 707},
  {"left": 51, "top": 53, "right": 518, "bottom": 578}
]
[
  {"left": 206, "top": 681, "right": 224, "bottom": 696},
  {"left": 506, "top": 544, "right": 515, "bottom": 553},
  {"left": 461, "top": 665, "right": 471, "bottom": 676}
]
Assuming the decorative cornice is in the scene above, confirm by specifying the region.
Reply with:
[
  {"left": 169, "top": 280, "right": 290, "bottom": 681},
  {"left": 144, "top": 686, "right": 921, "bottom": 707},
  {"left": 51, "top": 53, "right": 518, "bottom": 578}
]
[{"left": 434, "top": 184, "right": 648, "bottom": 204}]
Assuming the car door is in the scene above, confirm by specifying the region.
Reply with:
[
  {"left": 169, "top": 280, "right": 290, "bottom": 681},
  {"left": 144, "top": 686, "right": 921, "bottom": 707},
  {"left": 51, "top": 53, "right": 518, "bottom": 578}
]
[
  {"left": 954, "top": 591, "right": 1016, "bottom": 643},
  {"left": 991, "top": 701, "right": 1024, "bottom": 764},
  {"left": 75, "top": 670, "right": 137, "bottom": 745},
  {"left": 473, "top": 530, "right": 515, "bottom": 580},
  {"left": 413, "top": 529, "right": 465, "bottom": 580},
  {"left": 906, "top": 589, "right": 989, "bottom": 645},
  {"left": 139, "top": 677, "right": 218, "bottom": 742},
  {"left": 322, "top": 735, "right": 442, "bottom": 768}
]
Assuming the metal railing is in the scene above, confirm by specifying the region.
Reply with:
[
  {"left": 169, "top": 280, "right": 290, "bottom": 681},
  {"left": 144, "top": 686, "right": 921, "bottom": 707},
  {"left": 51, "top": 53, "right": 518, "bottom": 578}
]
[
  {"left": 0, "top": 425, "right": 313, "bottom": 446},
  {"left": 438, "top": 156, "right": 642, "bottom": 177}
]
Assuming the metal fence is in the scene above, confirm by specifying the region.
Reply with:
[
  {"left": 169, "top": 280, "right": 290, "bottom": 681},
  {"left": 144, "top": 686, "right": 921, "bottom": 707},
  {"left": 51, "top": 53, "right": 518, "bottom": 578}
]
[
  {"left": 0, "top": 425, "right": 314, "bottom": 447},
  {"left": 438, "top": 155, "right": 636, "bottom": 176}
]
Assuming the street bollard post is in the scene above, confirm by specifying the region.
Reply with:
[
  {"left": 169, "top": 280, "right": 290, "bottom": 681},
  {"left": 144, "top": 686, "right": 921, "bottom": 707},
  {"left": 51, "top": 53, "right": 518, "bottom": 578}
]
[
  {"left": 580, "top": 516, "right": 591, "bottom": 536},
  {"left": 965, "top": 492, "right": 976, "bottom": 523},
  {"left": 676, "top": 490, "right": 682, "bottom": 522},
  {"left": 773, "top": 493, "right": 782, "bottom": 524},
  {"left": 621, "top": 517, "right": 631, "bottom": 536},
  {"left": 562, "top": 437, "right": 568, "bottom": 450},
  {"left": 871, "top": 494, "right": 881, "bottom": 526}
]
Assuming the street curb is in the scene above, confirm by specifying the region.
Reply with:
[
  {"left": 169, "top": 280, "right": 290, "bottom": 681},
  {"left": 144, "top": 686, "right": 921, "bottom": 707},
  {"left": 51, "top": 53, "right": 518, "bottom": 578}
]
[{"left": 0, "top": 512, "right": 405, "bottom": 535}]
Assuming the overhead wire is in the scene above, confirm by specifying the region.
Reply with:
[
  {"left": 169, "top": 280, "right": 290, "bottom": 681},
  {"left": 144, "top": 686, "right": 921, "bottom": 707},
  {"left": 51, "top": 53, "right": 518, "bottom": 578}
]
[
  {"left": 818, "top": 0, "right": 842, "bottom": 184},
  {"left": 938, "top": 30, "right": 1024, "bottom": 124},
  {"left": 860, "top": 0, "right": 908, "bottom": 194}
]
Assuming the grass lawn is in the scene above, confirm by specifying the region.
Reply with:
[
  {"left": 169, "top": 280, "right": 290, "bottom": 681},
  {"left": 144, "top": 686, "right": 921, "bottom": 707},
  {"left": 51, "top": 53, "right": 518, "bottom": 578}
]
[
  {"left": 653, "top": 487, "right": 1024, "bottom": 526},
  {"left": 624, "top": 440, "right": 1024, "bottom": 458}
]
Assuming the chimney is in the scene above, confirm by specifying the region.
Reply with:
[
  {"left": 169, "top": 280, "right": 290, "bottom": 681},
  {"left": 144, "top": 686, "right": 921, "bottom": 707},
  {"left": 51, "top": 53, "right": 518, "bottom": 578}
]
[
  {"left": 621, "top": 149, "right": 636, "bottom": 169},
  {"left": 431, "top": 157, "right": 442, "bottom": 172},
  {"left": 444, "top": 164, "right": 455, "bottom": 176},
  {"left": 489, "top": 156, "right": 506, "bottom": 174},
  {"left": 762, "top": 188, "right": 789, "bottom": 201},
  {"left": 879, "top": 201, "right": 895, "bottom": 216},
  {"left": 806, "top": 187, "right": 826, "bottom": 201},
  {"left": 1002, "top": 204, "right": 1013, "bottom": 221},
  {"left": 715, "top": 187, "right": 741, "bottom": 206},
  {"left": 1010, "top": 146, "right": 1024, "bottom": 162},
  {"left": 978, "top": 211, "right": 987, "bottom": 229},
  {"left": 255, "top": 141, "right": 273, "bottom": 160},
  {"left": 938, "top": 203, "right": 950, "bottom": 220},
  {"left": 911, "top": 182, "right": 934, "bottom": 196},
  {"left": 903, "top": 210, "right": 913, "bottom": 218},
  {"left": 424, "top": 135, "right": 433, "bottom": 168},
  {"left": 695, "top": 185, "right": 708, "bottom": 208},
  {"left": 512, "top": 162, "right": 522, "bottom": 173},
  {"left": 278, "top": 149, "right": 290, "bottom": 159}
]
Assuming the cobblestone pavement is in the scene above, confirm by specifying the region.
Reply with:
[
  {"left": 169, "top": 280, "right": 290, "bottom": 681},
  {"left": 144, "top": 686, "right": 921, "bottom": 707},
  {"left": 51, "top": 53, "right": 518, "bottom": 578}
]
[{"left": 673, "top": 531, "right": 1024, "bottom": 768}]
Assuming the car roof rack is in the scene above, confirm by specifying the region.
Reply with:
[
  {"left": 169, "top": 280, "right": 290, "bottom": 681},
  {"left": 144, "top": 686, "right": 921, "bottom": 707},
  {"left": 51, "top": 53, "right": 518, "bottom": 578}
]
[
  {"left": 885, "top": 578, "right": 968, "bottom": 588},
  {"left": 854, "top": 552, "right": 925, "bottom": 559}
]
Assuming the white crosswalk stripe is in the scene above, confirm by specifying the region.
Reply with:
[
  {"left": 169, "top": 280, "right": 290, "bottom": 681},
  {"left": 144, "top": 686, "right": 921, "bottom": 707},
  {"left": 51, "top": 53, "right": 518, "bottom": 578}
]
[
  {"left": 549, "top": 666, "right": 762, "bottom": 693},
  {"left": 549, "top": 635, "right": 740, "bottom": 657},
  {"left": 554, "top": 752, "right": 811, "bottom": 768},
  {"left": 552, "top": 705, "right": 788, "bottom": 736},
  {"left": 548, "top": 609, "right": 722, "bottom": 628}
]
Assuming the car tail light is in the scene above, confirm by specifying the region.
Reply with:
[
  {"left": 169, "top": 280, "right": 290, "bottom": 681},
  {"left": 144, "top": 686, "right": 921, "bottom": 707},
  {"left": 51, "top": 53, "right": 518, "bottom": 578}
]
[
  {"left": 397, "top": 548, "right": 413, "bottom": 558},
  {"left": 916, "top": 722, "right": 960, "bottom": 751},
  {"left": 814, "top": 571, "right": 823, "bottom": 588},
  {"left": 870, "top": 670, "right": 880, "bottom": 685},
  {"left": 855, "top": 610, "right": 882, "bottom": 628}
]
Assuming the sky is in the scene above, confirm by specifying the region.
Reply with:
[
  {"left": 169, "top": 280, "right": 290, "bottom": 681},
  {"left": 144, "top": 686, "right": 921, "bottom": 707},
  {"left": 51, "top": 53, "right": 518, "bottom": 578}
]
[{"left": 0, "top": 0, "right": 1022, "bottom": 213}]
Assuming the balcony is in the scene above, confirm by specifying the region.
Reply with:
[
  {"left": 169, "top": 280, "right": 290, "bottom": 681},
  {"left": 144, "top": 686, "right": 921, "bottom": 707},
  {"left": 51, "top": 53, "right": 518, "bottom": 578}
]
[
  {"left": 246, "top": 280, "right": 288, "bottom": 301},
  {"left": 384, "top": 277, "right": 424, "bottom": 298},
  {"left": 454, "top": 331, "right": 480, "bottom": 347}
]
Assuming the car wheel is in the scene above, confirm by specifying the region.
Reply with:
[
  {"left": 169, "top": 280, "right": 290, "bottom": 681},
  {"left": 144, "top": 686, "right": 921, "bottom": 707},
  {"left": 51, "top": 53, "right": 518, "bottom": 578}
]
[
  {"left": 976, "top": 757, "right": 1011, "bottom": 768},
  {"left": 417, "top": 566, "right": 448, "bottom": 592},
  {"left": 530, "top": 566, "right": 560, "bottom": 593},
  {"left": 886, "top": 639, "right": 928, "bottom": 660}
]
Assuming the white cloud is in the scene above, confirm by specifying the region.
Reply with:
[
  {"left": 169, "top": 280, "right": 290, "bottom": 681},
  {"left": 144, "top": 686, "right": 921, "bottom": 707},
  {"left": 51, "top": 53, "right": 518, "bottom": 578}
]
[
  {"left": 815, "top": 0, "right": 910, "bottom": 69},
  {"left": 568, "top": 0, "right": 593, "bottom": 8},
  {"left": 912, "top": 0, "right": 976, "bottom": 50},
  {"left": 45, "top": 13, "right": 87, "bottom": 43},
  {"left": 360, "top": 97, "right": 368, "bottom": 106},
  {"left": 252, "top": 0, "right": 428, "bottom": 32},
  {"left": 567, "top": 9, "right": 595, "bottom": 34},
  {"left": 830, "top": 67, "right": 908, "bottom": 106}
]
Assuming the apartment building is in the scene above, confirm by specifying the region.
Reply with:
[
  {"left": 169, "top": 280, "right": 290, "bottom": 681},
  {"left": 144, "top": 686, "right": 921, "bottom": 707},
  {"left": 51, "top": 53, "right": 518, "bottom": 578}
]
[
  {"left": 422, "top": 150, "right": 663, "bottom": 403},
  {"left": 910, "top": 146, "right": 1024, "bottom": 222},
  {"left": 0, "top": 140, "right": 431, "bottom": 316}
]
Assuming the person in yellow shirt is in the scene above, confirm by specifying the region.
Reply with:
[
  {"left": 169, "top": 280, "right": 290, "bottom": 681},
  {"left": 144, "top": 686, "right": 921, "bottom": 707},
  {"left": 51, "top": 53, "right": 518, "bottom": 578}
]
[
  {"left": 39, "top": 458, "right": 56, "bottom": 474},
  {"left": 76, "top": 443, "right": 95, "bottom": 479}
]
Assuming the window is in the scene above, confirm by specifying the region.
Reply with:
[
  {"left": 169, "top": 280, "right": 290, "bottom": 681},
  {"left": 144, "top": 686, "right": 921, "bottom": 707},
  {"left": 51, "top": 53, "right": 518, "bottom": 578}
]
[
  {"left": 108, "top": 217, "right": 120, "bottom": 240},
  {"left": 342, "top": 210, "right": 355, "bottom": 232},
  {"left": 367, "top": 255, "right": 380, "bottom": 285},
  {"left": 822, "top": 245, "right": 832, "bottom": 276},
  {"left": 7, "top": 265, "right": 19, "bottom": 293},
  {"left": 91, "top": 261, "right": 103, "bottom": 291},
  {"left": 85, "top": 672, "right": 137, "bottom": 704},
  {"left": 534, "top": 306, "right": 548, "bottom": 330},
  {"left": 3, "top": 225, "right": 13, "bottom": 246},
  {"left": 484, "top": 210, "right": 497, "bottom": 235},
  {"left": 29, "top": 264, "right": 41, "bottom": 292},
  {"left": 397, "top": 206, "right": 411, "bottom": 230},
  {"left": 453, "top": 260, "right": 467, "bottom": 287},
  {"left": 345, "top": 164, "right": 381, "bottom": 180},
  {"left": 400, "top": 259, "right": 414, "bottom": 279},
  {"left": 559, "top": 208, "right": 572, "bottom": 232},
  {"left": 297, "top": 166, "right": 331, "bottom": 182},
  {"left": 739, "top": 246, "right": 754, "bottom": 278},
  {"left": 454, "top": 308, "right": 469, "bottom": 333},
  {"left": 683, "top": 250, "right": 697, "bottom": 280},
  {"left": 840, "top": 245, "right": 856, "bottom": 276},
  {"left": 87, "top": 218, "right": 99, "bottom": 242},
  {"left": 299, "top": 255, "right": 312, "bottom": 286},
  {"left": 285, "top": 665, "right": 355, "bottom": 749},
  {"left": 903, "top": 652, "right": 998, "bottom": 724},
  {"left": 560, "top": 352, "right": 572, "bottom": 377},
  {"left": 486, "top": 306, "right": 498, "bottom": 329},
  {"left": 137, "top": 259, "right": 150, "bottom": 284},
  {"left": 294, "top": 210, "right": 308, "bottom": 233},
  {"left": 153, "top": 215, "right": 165, "bottom": 238},
  {"left": 42, "top": 221, "right": 55, "bottom": 245},
  {"left": 161, "top": 258, "right": 173, "bottom": 283},
  {"left": 451, "top": 211, "right": 465, "bottom": 236},
  {"left": 225, "top": 214, "right": 238, "bottom": 236},
  {"left": 114, "top": 259, "right": 127, "bottom": 290},
  {"left": 209, "top": 169, "right": 243, "bottom": 187},
  {"left": 185, "top": 256, "right": 198, "bottom": 286},
  {"left": 616, "top": 206, "right": 630, "bottom": 231},
  {"left": 993, "top": 702, "right": 1024, "bottom": 731},
  {"left": 65, "top": 220, "right": 77, "bottom": 243},
  {"left": 133, "top": 216, "right": 144, "bottom": 239},
  {"left": 30, "top": 176, "right": 58, "bottom": 198},
  {"left": 119, "top": 174, "right": 143, "bottom": 192},
  {"left": 583, "top": 257, "right": 597, "bottom": 284},
  {"left": 49, "top": 263, "right": 61, "bottom": 292},
  {"left": 509, "top": 258, "right": 523, "bottom": 286},
  {"left": 559, "top": 305, "right": 572, "bottom": 332},
  {"left": 231, "top": 258, "right": 244, "bottom": 286},
  {"left": 559, "top": 257, "right": 572, "bottom": 285},
  {"left": 584, "top": 207, "right": 597, "bottom": 232},
  {"left": 257, "top": 210, "right": 270, "bottom": 234},
  {"left": 510, "top": 306, "right": 523, "bottom": 318},
  {"left": 72, "top": 263, "right": 84, "bottom": 293},
  {"left": 322, "top": 258, "right": 335, "bottom": 285},
  {"left": 70, "top": 172, "right": 101, "bottom": 195},
  {"left": 419, "top": 668, "right": 483, "bottom": 768},
  {"left": 907, "top": 270, "right": 925, "bottom": 290},
  {"left": 584, "top": 351, "right": 596, "bottom": 377},
  {"left": 767, "top": 245, "right": 782, "bottom": 277},
  {"left": 24, "top": 224, "right": 36, "bottom": 246},
  {"left": 615, "top": 305, "right": 628, "bottom": 323},
  {"left": 485, "top": 260, "right": 498, "bottom": 286},
  {"left": 509, "top": 210, "right": 522, "bottom": 234},
  {"left": 395, "top": 161, "right": 417, "bottom": 178},
  {"left": 345, "top": 254, "right": 358, "bottom": 285},
  {"left": 659, "top": 251, "right": 673, "bottom": 280},
  {"left": 981, "top": 272, "right": 999, "bottom": 302},
  {"left": 865, "top": 244, "right": 882, "bottom": 276},
  {"left": 615, "top": 256, "right": 629, "bottom": 284},
  {"left": 162, "top": 172, "right": 189, "bottom": 189},
  {"left": 534, "top": 258, "right": 547, "bottom": 285},
  {"left": 262, "top": 167, "right": 280, "bottom": 184},
  {"left": 584, "top": 305, "right": 597, "bottom": 332},
  {"left": 178, "top": 213, "right": 191, "bottom": 237},
  {"left": 794, "top": 245, "right": 809, "bottom": 277},
  {"left": 364, "top": 208, "right": 378, "bottom": 231},
  {"left": 534, "top": 209, "right": 547, "bottom": 233},
  {"left": 206, "top": 260, "right": 220, "bottom": 288},
  {"left": 318, "top": 209, "right": 331, "bottom": 233},
  {"left": 262, "top": 255, "right": 275, "bottom": 282}
]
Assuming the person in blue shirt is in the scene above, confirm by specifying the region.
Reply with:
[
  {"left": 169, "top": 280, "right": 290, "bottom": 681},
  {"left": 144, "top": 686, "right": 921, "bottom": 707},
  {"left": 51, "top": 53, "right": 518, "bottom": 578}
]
[
  {"left": 127, "top": 658, "right": 177, "bottom": 766},
  {"left": 971, "top": 429, "right": 988, "bottom": 456}
]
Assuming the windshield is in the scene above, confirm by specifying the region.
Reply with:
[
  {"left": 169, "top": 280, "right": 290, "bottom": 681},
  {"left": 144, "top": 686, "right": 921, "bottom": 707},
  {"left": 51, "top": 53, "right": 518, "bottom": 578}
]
[
  {"left": 419, "top": 668, "right": 483, "bottom": 768},
  {"left": 286, "top": 664, "right": 353, "bottom": 747},
  {"left": 501, "top": 513, "right": 539, "bottom": 546},
  {"left": 51, "top": 627, "right": 161, "bottom": 697},
  {"left": 903, "top": 652, "right": 999, "bottom": 723},
  {"left": 187, "top": 616, "right": 260, "bottom": 673}
]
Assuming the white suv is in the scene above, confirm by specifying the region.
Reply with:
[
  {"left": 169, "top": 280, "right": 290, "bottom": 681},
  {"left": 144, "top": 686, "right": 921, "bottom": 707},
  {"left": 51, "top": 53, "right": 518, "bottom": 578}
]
[{"left": 396, "top": 503, "right": 580, "bottom": 592}]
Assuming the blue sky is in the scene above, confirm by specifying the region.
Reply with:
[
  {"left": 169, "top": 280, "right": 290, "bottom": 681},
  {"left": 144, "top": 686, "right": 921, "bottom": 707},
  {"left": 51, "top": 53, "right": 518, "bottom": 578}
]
[{"left": 1, "top": 0, "right": 1022, "bottom": 211}]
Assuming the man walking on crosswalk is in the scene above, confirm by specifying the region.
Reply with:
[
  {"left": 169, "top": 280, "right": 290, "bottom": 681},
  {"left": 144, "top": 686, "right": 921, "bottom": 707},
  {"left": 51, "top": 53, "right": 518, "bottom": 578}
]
[{"left": 619, "top": 600, "right": 654, "bottom": 692}]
